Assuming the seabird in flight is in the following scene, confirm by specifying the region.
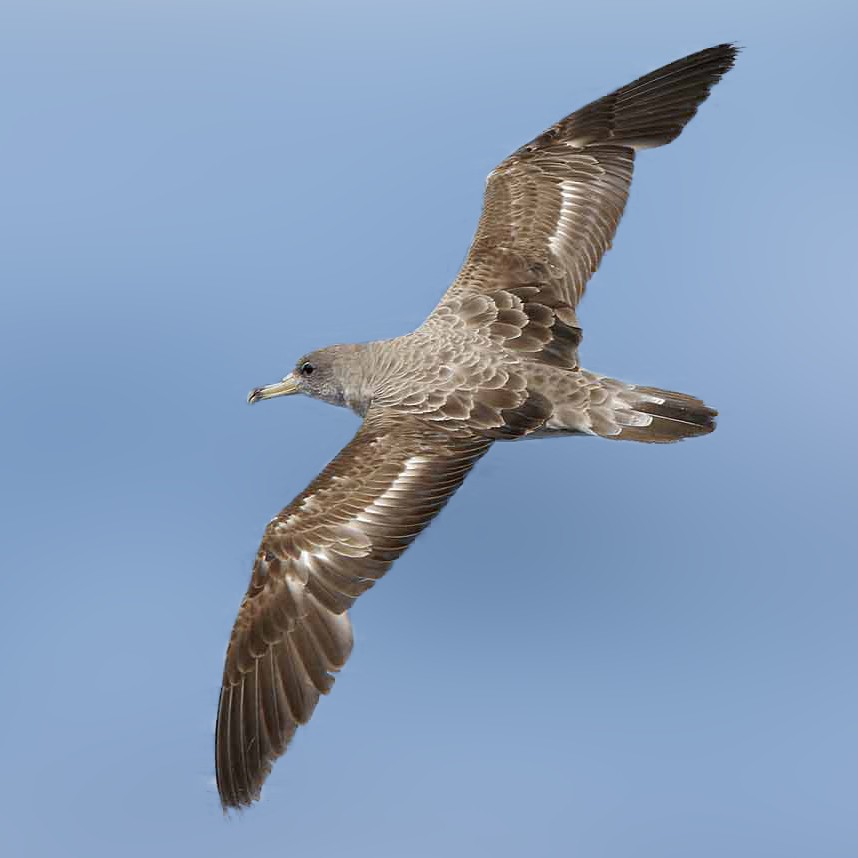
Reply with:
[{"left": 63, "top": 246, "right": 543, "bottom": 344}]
[{"left": 216, "top": 43, "right": 737, "bottom": 809}]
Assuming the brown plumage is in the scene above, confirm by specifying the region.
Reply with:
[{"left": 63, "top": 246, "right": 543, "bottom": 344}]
[{"left": 216, "top": 44, "right": 736, "bottom": 809}]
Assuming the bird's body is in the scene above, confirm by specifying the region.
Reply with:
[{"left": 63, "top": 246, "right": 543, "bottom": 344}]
[{"left": 217, "top": 44, "right": 738, "bottom": 809}]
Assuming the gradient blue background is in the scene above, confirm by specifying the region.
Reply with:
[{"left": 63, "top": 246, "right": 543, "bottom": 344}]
[{"left": 2, "top": 1, "right": 856, "bottom": 855}]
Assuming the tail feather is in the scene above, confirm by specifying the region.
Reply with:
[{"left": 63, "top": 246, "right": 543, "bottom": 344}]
[
  {"left": 538, "top": 371, "right": 717, "bottom": 443},
  {"left": 608, "top": 384, "right": 717, "bottom": 443}
]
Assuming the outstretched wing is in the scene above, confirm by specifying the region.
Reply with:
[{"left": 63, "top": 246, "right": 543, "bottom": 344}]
[
  {"left": 440, "top": 44, "right": 737, "bottom": 362},
  {"left": 215, "top": 409, "right": 491, "bottom": 809}
]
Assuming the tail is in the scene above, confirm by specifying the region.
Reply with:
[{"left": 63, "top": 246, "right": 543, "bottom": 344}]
[
  {"left": 541, "top": 371, "right": 717, "bottom": 443},
  {"left": 592, "top": 374, "right": 717, "bottom": 443}
]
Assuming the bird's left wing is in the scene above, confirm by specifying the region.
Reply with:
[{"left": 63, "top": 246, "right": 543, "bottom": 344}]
[
  {"left": 432, "top": 45, "right": 736, "bottom": 369},
  {"left": 445, "top": 45, "right": 736, "bottom": 310},
  {"left": 216, "top": 408, "right": 491, "bottom": 809}
]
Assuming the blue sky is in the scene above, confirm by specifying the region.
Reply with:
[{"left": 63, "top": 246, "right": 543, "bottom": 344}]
[{"left": 2, "top": 1, "right": 856, "bottom": 855}]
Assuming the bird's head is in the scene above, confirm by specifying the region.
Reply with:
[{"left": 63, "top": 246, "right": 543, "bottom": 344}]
[{"left": 247, "top": 343, "right": 374, "bottom": 413}]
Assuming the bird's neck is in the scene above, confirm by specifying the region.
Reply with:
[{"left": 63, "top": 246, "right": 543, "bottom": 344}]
[{"left": 335, "top": 341, "right": 385, "bottom": 417}]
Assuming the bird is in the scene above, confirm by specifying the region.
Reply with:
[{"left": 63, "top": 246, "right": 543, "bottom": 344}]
[{"left": 215, "top": 43, "right": 737, "bottom": 809}]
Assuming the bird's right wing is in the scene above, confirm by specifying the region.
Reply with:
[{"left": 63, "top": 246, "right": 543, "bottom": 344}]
[
  {"left": 434, "top": 44, "right": 737, "bottom": 368},
  {"left": 216, "top": 409, "right": 491, "bottom": 809}
]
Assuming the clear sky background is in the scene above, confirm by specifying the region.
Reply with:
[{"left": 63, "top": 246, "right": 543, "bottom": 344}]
[{"left": 2, "top": 1, "right": 856, "bottom": 855}]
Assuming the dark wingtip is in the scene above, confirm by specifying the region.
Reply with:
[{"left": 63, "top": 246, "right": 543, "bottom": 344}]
[{"left": 707, "top": 42, "right": 741, "bottom": 74}]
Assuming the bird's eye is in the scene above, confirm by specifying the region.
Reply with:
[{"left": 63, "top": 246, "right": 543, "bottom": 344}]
[{"left": 300, "top": 362, "right": 315, "bottom": 377}]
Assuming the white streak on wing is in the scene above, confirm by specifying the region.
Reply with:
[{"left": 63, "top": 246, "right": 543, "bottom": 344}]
[
  {"left": 298, "top": 548, "right": 330, "bottom": 565},
  {"left": 348, "top": 455, "right": 430, "bottom": 528},
  {"left": 548, "top": 181, "right": 582, "bottom": 255},
  {"left": 383, "top": 455, "right": 429, "bottom": 494},
  {"left": 287, "top": 548, "right": 330, "bottom": 588}
]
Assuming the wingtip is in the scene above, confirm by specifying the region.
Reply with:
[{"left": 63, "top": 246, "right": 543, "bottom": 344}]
[
  {"left": 707, "top": 42, "right": 741, "bottom": 74},
  {"left": 682, "top": 42, "right": 741, "bottom": 78}
]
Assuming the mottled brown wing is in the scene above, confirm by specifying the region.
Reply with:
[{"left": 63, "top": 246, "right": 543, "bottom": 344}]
[
  {"left": 215, "top": 409, "right": 491, "bottom": 809},
  {"left": 445, "top": 44, "right": 737, "bottom": 315}
]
